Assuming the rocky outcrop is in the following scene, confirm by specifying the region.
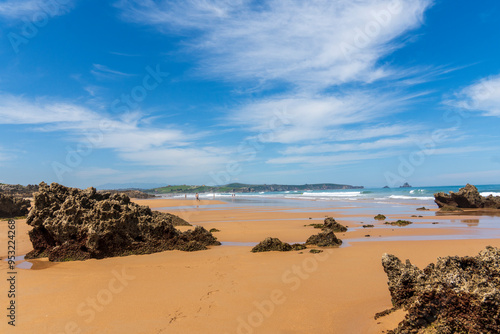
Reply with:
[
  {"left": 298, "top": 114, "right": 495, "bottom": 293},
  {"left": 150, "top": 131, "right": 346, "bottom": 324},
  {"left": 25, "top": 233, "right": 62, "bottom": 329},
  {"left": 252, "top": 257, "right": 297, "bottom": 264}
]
[
  {"left": 306, "top": 230, "right": 342, "bottom": 247},
  {"left": 251, "top": 237, "right": 306, "bottom": 252},
  {"left": 25, "top": 182, "right": 219, "bottom": 261},
  {"left": 384, "top": 220, "right": 412, "bottom": 227},
  {"left": 323, "top": 217, "right": 347, "bottom": 232},
  {"left": 381, "top": 246, "right": 500, "bottom": 333},
  {"left": 434, "top": 184, "right": 500, "bottom": 209},
  {"left": 0, "top": 193, "right": 30, "bottom": 218},
  {"left": 0, "top": 183, "right": 39, "bottom": 198}
]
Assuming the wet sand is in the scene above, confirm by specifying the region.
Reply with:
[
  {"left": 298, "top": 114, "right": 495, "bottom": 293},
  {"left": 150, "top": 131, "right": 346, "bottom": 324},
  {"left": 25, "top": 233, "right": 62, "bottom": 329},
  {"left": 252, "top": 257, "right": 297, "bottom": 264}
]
[{"left": 1, "top": 198, "right": 500, "bottom": 333}]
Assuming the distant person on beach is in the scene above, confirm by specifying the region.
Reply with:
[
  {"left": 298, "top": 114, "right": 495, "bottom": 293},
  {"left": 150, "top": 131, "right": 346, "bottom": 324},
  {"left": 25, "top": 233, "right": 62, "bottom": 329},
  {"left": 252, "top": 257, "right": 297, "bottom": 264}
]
[
  {"left": 195, "top": 193, "right": 199, "bottom": 201},
  {"left": 184, "top": 194, "right": 187, "bottom": 199}
]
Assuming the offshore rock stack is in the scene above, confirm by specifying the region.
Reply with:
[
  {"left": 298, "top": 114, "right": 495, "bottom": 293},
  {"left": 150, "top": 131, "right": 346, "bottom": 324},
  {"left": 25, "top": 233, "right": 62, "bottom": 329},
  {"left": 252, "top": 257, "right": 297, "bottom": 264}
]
[
  {"left": 434, "top": 184, "right": 500, "bottom": 209},
  {"left": 26, "top": 182, "right": 220, "bottom": 262}
]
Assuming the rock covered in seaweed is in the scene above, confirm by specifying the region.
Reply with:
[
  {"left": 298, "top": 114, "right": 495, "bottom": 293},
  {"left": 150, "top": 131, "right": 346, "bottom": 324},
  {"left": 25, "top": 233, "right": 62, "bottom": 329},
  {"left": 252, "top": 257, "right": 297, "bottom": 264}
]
[
  {"left": 0, "top": 193, "right": 30, "bottom": 218},
  {"left": 434, "top": 183, "right": 500, "bottom": 209},
  {"left": 323, "top": 217, "right": 347, "bottom": 232},
  {"left": 306, "top": 230, "right": 342, "bottom": 247},
  {"left": 381, "top": 246, "right": 500, "bottom": 333},
  {"left": 251, "top": 237, "right": 306, "bottom": 252},
  {"left": 25, "top": 182, "right": 219, "bottom": 261}
]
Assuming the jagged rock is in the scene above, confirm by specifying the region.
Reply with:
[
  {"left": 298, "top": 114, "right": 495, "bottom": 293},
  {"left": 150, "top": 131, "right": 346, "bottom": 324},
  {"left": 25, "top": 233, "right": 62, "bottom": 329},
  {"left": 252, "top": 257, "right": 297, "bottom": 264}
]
[
  {"left": 291, "top": 243, "right": 307, "bottom": 251},
  {"left": 306, "top": 230, "right": 342, "bottom": 247},
  {"left": 381, "top": 246, "right": 500, "bottom": 333},
  {"left": 0, "top": 183, "right": 39, "bottom": 198},
  {"left": 434, "top": 184, "right": 500, "bottom": 209},
  {"left": 0, "top": 193, "right": 30, "bottom": 218},
  {"left": 384, "top": 220, "right": 412, "bottom": 227},
  {"left": 251, "top": 237, "right": 305, "bottom": 252},
  {"left": 25, "top": 182, "right": 219, "bottom": 261},
  {"left": 323, "top": 217, "right": 347, "bottom": 232}
]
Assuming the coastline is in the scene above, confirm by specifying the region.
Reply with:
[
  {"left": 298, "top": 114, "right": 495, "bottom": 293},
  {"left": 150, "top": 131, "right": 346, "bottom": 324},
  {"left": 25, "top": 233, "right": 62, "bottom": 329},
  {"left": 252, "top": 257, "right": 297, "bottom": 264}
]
[{"left": 1, "top": 195, "right": 500, "bottom": 333}]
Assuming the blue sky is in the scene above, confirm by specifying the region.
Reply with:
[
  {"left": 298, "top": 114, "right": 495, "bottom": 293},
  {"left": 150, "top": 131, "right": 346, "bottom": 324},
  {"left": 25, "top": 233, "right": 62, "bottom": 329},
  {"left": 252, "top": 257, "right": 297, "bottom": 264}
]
[{"left": 0, "top": 0, "right": 499, "bottom": 189}]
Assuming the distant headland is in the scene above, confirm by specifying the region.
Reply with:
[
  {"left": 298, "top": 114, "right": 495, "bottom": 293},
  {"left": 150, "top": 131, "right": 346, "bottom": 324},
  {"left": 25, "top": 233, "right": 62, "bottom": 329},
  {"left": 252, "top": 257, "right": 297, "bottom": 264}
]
[{"left": 150, "top": 183, "right": 364, "bottom": 194}]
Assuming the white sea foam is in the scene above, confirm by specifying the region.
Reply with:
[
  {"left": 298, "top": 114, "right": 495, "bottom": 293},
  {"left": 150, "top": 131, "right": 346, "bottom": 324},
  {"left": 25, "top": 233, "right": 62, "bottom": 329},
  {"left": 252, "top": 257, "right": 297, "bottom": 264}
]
[
  {"left": 301, "top": 191, "right": 362, "bottom": 198},
  {"left": 480, "top": 192, "right": 500, "bottom": 197},
  {"left": 389, "top": 195, "right": 434, "bottom": 200}
]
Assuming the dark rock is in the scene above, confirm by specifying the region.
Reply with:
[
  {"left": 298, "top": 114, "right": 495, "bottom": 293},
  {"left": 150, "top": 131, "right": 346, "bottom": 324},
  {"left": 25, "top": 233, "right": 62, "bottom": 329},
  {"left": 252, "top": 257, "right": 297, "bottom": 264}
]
[
  {"left": 363, "top": 224, "right": 374, "bottom": 228},
  {"left": 323, "top": 217, "right": 348, "bottom": 232},
  {"left": 434, "top": 183, "right": 500, "bottom": 209},
  {"left": 251, "top": 237, "right": 293, "bottom": 252},
  {"left": 306, "top": 230, "right": 342, "bottom": 247},
  {"left": 0, "top": 184, "right": 39, "bottom": 198},
  {"left": 309, "top": 249, "right": 323, "bottom": 254},
  {"left": 416, "top": 207, "right": 429, "bottom": 211},
  {"left": 0, "top": 193, "right": 30, "bottom": 218},
  {"left": 400, "top": 182, "right": 411, "bottom": 188},
  {"left": 209, "top": 228, "right": 220, "bottom": 233},
  {"left": 291, "top": 243, "right": 307, "bottom": 251},
  {"left": 306, "top": 223, "right": 324, "bottom": 229},
  {"left": 384, "top": 220, "right": 412, "bottom": 227},
  {"left": 439, "top": 205, "right": 464, "bottom": 212},
  {"left": 25, "top": 182, "right": 219, "bottom": 261},
  {"left": 374, "top": 214, "right": 386, "bottom": 220},
  {"left": 374, "top": 307, "right": 397, "bottom": 320},
  {"left": 381, "top": 246, "right": 500, "bottom": 333}
]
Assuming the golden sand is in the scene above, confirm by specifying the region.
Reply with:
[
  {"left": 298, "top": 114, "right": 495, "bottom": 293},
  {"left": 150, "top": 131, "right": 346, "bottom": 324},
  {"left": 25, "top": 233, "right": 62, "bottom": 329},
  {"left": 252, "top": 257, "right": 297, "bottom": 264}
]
[{"left": 1, "top": 198, "right": 499, "bottom": 333}]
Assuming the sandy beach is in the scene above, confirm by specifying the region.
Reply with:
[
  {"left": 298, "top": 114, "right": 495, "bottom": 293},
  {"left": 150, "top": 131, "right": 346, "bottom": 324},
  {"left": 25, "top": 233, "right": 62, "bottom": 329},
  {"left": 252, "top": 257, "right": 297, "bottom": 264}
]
[{"left": 1, "top": 197, "right": 500, "bottom": 334}]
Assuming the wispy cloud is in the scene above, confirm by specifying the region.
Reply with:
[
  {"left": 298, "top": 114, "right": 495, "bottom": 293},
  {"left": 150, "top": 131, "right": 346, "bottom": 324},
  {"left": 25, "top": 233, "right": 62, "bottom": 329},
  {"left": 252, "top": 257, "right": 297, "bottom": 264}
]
[
  {"left": 0, "top": 93, "right": 100, "bottom": 124},
  {"left": 447, "top": 74, "right": 500, "bottom": 117},
  {"left": 281, "top": 135, "right": 422, "bottom": 155},
  {"left": 230, "top": 91, "right": 422, "bottom": 144},
  {"left": 0, "top": 93, "right": 230, "bottom": 169},
  {"left": 115, "top": 0, "right": 439, "bottom": 168},
  {"left": 116, "top": 0, "right": 433, "bottom": 88},
  {"left": 91, "top": 64, "right": 135, "bottom": 80},
  {"left": 0, "top": 0, "right": 74, "bottom": 20},
  {"left": 268, "top": 145, "right": 489, "bottom": 166}
]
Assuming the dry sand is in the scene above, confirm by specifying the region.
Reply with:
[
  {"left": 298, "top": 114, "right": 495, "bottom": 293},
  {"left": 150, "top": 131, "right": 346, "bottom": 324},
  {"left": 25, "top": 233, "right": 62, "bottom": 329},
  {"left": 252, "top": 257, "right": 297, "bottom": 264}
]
[{"left": 1, "top": 198, "right": 499, "bottom": 334}]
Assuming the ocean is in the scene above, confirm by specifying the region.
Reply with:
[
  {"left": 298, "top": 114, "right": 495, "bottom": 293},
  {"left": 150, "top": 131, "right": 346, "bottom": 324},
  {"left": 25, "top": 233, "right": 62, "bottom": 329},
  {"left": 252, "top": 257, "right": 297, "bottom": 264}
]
[{"left": 169, "top": 184, "right": 500, "bottom": 204}]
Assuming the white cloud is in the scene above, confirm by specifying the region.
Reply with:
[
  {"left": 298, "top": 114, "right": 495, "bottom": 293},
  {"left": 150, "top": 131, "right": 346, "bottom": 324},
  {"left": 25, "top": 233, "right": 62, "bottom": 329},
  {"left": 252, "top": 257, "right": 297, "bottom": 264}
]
[
  {"left": 91, "top": 64, "right": 135, "bottom": 80},
  {"left": 0, "top": 0, "right": 73, "bottom": 20},
  {"left": 282, "top": 135, "right": 421, "bottom": 155},
  {"left": 267, "top": 150, "right": 400, "bottom": 165},
  {"left": 230, "top": 91, "right": 420, "bottom": 144},
  {"left": 448, "top": 74, "right": 500, "bottom": 117},
  {"left": 0, "top": 94, "right": 231, "bottom": 169},
  {"left": 116, "top": 0, "right": 433, "bottom": 88},
  {"left": 119, "top": 147, "right": 230, "bottom": 167},
  {"left": 267, "top": 145, "right": 488, "bottom": 166},
  {"left": 0, "top": 93, "right": 100, "bottom": 124},
  {"left": 115, "top": 0, "right": 438, "bottom": 166}
]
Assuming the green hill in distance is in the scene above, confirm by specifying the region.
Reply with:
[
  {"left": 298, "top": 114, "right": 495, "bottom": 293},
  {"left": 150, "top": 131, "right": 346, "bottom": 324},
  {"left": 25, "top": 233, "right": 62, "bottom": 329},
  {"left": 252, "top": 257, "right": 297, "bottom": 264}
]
[{"left": 149, "top": 183, "right": 363, "bottom": 194}]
